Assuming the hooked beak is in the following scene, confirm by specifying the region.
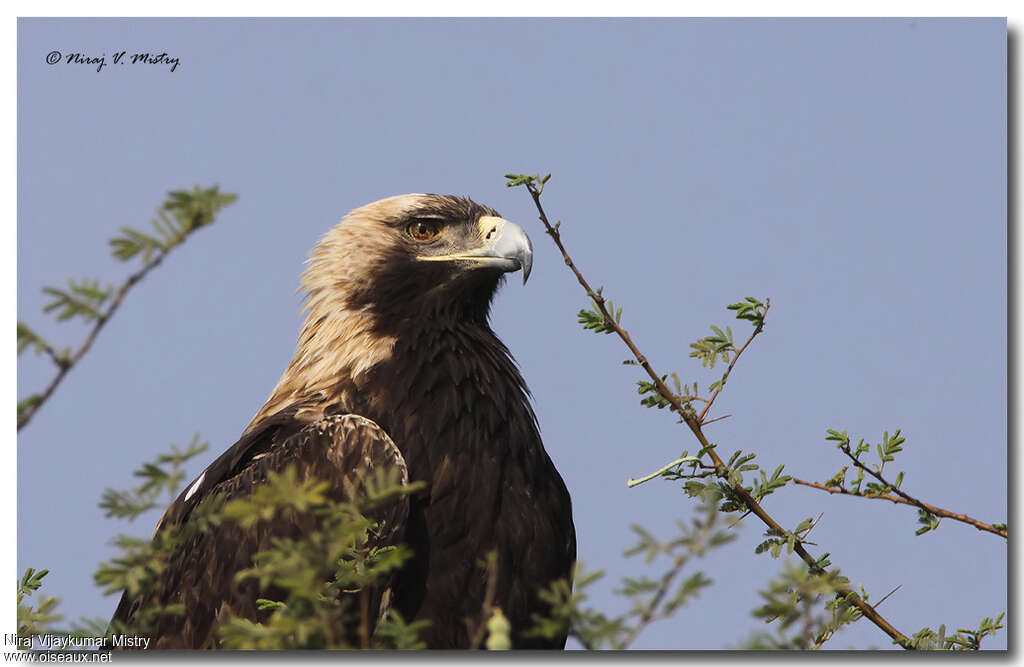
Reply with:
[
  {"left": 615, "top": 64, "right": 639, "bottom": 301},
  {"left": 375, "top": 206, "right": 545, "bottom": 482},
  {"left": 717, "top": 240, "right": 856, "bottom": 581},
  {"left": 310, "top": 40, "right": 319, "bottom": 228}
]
[
  {"left": 419, "top": 216, "right": 534, "bottom": 284},
  {"left": 475, "top": 216, "right": 533, "bottom": 284}
]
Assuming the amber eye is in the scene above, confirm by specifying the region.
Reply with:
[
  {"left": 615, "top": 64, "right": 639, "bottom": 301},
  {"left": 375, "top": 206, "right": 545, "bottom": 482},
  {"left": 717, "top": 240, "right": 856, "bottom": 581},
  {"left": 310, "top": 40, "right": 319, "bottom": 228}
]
[{"left": 407, "top": 219, "right": 441, "bottom": 241}]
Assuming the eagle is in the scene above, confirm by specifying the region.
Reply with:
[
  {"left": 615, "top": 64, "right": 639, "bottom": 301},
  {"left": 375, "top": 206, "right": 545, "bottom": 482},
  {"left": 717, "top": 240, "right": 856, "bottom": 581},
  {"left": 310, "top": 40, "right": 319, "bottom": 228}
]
[{"left": 110, "top": 194, "right": 577, "bottom": 649}]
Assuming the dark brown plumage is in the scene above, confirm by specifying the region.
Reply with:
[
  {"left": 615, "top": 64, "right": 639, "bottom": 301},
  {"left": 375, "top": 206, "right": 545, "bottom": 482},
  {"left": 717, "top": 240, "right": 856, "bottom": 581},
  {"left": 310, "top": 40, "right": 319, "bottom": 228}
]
[{"left": 110, "top": 194, "right": 576, "bottom": 649}]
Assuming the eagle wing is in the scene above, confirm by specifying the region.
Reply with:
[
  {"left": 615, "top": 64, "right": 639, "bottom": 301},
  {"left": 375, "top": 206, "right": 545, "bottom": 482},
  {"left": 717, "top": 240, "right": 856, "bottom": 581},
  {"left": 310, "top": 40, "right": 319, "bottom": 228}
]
[{"left": 110, "top": 411, "right": 410, "bottom": 649}]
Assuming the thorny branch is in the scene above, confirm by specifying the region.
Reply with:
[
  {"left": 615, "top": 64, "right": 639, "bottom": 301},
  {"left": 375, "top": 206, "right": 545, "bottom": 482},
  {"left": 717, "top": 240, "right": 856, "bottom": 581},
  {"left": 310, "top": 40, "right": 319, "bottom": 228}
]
[
  {"left": 518, "top": 176, "right": 915, "bottom": 650},
  {"left": 18, "top": 215, "right": 205, "bottom": 432},
  {"left": 792, "top": 477, "right": 1007, "bottom": 539}
]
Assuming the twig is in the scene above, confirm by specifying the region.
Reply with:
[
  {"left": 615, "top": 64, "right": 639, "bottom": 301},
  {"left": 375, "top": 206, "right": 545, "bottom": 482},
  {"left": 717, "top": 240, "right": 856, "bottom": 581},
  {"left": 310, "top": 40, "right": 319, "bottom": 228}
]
[
  {"left": 617, "top": 507, "right": 724, "bottom": 649},
  {"left": 29, "top": 334, "right": 68, "bottom": 370},
  {"left": 627, "top": 456, "right": 700, "bottom": 488},
  {"left": 801, "top": 512, "right": 825, "bottom": 541},
  {"left": 792, "top": 478, "right": 1007, "bottom": 538},
  {"left": 617, "top": 551, "right": 687, "bottom": 649},
  {"left": 520, "top": 178, "right": 914, "bottom": 650},
  {"left": 696, "top": 319, "right": 767, "bottom": 424},
  {"left": 874, "top": 584, "right": 902, "bottom": 609},
  {"left": 701, "top": 414, "right": 732, "bottom": 426},
  {"left": 18, "top": 219, "right": 199, "bottom": 432}
]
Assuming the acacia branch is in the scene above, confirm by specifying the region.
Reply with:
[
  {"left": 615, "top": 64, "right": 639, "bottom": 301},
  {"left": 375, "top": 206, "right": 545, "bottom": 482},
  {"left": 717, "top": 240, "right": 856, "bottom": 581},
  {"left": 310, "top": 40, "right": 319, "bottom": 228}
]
[
  {"left": 833, "top": 441, "right": 1008, "bottom": 538},
  {"left": 793, "top": 478, "right": 1007, "bottom": 539},
  {"left": 697, "top": 318, "right": 767, "bottom": 423},
  {"left": 18, "top": 220, "right": 196, "bottom": 432},
  {"left": 520, "top": 178, "right": 914, "bottom": 650},
  {"left": 617, "top": 551, "right": 688, "bottom": 649}
]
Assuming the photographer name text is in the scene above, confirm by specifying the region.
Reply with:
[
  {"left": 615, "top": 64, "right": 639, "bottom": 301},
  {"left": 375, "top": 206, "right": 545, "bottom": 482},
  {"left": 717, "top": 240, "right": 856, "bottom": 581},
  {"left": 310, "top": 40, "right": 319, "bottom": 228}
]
[
  {"left": 45, "top": 50, "right": 180, "bottom": 73},
  {"left": 4, "top": 633, "right": 149, "bottom": 650}
]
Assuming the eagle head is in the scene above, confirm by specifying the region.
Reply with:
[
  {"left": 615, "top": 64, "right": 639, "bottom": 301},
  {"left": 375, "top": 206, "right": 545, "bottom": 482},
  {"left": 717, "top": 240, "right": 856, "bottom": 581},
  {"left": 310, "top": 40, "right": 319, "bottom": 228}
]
[
  {"left": 302, "top": 194, "right": 532, "bottom": 324},
  {"left": 255, "top": 194, "right": 532, "bottom": 421}
]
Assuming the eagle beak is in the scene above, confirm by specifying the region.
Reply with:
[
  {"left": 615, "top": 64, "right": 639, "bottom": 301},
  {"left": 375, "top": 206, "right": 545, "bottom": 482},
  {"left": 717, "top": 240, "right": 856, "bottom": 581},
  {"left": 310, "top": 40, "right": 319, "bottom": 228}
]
[
  {"left": 477, "top": 216, "right": 533, "bottom": 284},
  {"left": 419, "top": 216, "right": 534, "bottom": 284}
]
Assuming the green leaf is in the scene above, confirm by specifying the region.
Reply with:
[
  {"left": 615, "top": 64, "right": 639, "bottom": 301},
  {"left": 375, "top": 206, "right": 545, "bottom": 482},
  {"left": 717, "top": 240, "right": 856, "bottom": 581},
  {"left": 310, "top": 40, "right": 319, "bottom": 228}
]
[
  {"left": 915, "top": 509, "right": 941, "bottom": 536},
  {"left": 825, "top": 429, "right": 850, "bottom": 446},
  {"left": 17, "top": 323, "right": 52, "bottom": 357},
  {"left": 256, "top": 598, "right": 286, "bottom": 612},
  {"left": 42, "top": 278, "right": 113, "bottom": 322},
  {"left": 17, "top": 395, "right": 43, "bottom": 421},
  {"left": 110, "top": 186, "right": 236, "bottom": 262},
  {"left": 19, "top": 568, "right": 49, "bottom": 598},
  {"left": 100, "top": 436, "right": 209, "bottom": 520},
  {"left": 504, "top": 174, "right": 535, "bottom": 187}
]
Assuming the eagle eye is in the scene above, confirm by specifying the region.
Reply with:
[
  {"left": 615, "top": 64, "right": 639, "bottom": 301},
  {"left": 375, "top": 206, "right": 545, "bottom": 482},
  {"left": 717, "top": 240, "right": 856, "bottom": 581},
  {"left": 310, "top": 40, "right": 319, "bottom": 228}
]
[{"left": 406, "top": 219, "right": 441, "bottom": 241}]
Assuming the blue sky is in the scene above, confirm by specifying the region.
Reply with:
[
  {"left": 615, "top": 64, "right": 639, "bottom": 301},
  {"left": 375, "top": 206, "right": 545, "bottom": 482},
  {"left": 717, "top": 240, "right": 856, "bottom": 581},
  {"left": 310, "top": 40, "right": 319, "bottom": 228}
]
[{"left": 16, "top": 18, "right": 1006, "bottom": 649}]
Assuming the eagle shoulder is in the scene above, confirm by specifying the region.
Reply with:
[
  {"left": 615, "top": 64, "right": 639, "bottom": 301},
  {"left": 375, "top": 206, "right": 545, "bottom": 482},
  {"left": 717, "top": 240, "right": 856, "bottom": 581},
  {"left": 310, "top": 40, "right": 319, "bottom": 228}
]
[{"left": 110, "top": 411, "right": 410, "bottom": 649}]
